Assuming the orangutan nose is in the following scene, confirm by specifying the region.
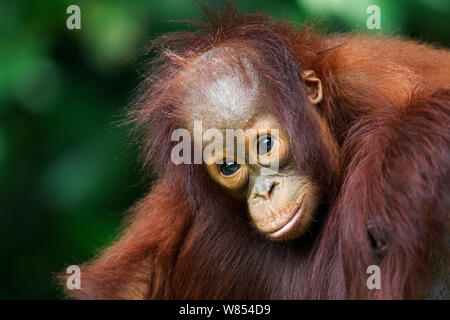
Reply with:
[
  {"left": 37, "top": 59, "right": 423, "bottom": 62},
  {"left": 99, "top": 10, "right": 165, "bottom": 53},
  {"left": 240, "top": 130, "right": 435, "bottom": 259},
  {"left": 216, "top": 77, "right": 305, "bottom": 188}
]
[{"left": 253, "top": 176, "right": 278, "bottom": 200}]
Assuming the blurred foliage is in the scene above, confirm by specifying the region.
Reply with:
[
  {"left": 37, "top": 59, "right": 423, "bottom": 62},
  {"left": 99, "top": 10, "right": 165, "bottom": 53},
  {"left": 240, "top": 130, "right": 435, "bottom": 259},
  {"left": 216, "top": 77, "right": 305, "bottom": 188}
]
[{"left": 0, "top": 0, "right": 448, "bottom": 299}]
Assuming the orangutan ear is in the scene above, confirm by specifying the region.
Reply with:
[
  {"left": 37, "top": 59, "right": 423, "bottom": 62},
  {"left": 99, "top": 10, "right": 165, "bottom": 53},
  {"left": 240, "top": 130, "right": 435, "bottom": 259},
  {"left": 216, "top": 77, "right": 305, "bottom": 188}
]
[{"left": 302, "top": 70, "right": 323, "bottom": 104}]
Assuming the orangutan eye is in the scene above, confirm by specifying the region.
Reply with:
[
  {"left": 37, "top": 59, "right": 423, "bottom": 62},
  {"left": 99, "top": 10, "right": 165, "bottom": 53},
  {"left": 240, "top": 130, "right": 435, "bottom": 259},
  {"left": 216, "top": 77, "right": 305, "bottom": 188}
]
[
  {"left": 219, "top": 161, "right": 241, "bottom": 176},
  {"left": 257, "top": 135, "right": 273, "bottom": 155}
]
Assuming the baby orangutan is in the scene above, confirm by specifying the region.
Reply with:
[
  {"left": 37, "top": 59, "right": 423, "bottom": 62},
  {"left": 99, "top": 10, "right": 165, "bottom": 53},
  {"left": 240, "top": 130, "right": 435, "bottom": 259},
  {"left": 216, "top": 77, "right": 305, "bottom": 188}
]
[{"left": 61, "top": 5, "right": 450, "bottom": 300}]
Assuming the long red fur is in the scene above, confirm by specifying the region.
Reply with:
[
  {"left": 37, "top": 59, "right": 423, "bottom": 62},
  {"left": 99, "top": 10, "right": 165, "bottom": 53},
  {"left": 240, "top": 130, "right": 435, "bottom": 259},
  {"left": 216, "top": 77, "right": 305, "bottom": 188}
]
[{"left": 61, "top": 4, "right": 450, "bottom": 299}]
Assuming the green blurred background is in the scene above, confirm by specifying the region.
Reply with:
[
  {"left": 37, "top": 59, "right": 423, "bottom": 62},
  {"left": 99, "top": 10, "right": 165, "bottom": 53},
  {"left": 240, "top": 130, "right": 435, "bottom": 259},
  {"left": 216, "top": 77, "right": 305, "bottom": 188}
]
[{"left": 0, "top": 0, "right": 448, "bottom": 299}]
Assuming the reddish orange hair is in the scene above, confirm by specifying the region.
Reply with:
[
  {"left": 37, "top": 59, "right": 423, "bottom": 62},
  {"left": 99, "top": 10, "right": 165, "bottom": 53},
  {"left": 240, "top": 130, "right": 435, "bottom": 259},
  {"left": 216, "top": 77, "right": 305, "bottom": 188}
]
[{"left": 61, "top": 4, "right": 450, "bottom": 299}]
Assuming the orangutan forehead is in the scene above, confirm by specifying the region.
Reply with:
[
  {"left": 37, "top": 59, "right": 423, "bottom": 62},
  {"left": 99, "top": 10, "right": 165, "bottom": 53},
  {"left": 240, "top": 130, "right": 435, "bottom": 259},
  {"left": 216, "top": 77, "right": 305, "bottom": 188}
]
[{"left": 177, "top": 46, "right": 263, "bottom": 131}]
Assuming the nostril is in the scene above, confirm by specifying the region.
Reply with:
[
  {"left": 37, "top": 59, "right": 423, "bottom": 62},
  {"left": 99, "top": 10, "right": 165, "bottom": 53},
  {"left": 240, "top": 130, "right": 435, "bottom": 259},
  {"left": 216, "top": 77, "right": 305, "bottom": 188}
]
[
  {"left": 253, "top": 191, "right": 270, "bottom": 201},
  {"left": 268, "top": 181, "right": 279, "bottom": 198},
  {"left": 268, "top": 181, "right": 278, "bottom": 196}
]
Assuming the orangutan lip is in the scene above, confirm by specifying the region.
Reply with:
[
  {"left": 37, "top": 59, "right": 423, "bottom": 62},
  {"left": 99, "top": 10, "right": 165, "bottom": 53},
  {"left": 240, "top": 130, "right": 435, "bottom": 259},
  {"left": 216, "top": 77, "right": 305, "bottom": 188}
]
[{"left": 268, "top": 198, "right": 305, "bottom": 239}]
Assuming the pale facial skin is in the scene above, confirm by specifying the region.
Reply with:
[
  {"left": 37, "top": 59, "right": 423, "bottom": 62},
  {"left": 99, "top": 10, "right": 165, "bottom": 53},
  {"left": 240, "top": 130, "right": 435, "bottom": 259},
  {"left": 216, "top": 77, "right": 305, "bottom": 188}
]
[{"left": 179, "top": 47, "right": 323, "bottom": 240}]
